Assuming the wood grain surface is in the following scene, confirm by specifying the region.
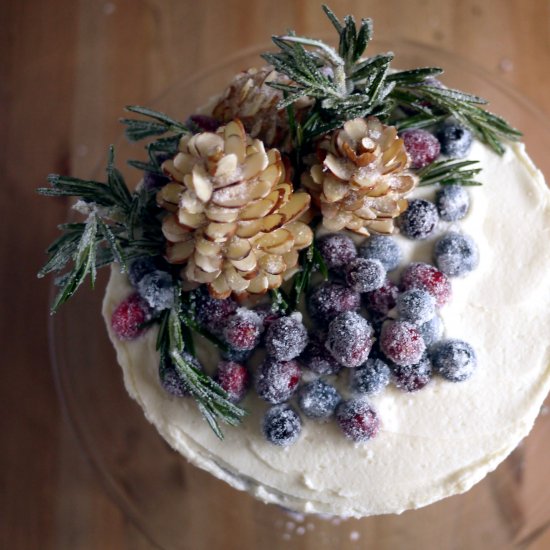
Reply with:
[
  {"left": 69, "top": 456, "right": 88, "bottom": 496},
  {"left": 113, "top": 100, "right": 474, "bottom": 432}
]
[{"left": 2, "top": 1, "right": 550, "bottom": 549}]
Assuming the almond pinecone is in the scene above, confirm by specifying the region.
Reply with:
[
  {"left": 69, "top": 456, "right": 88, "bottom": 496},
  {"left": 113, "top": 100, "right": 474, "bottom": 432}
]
[
  {"left": 157, "top": 120, "right": 312, "bottom": 298},
  {"left": 212, "top": 66, "right": 310, "bottom": 151},
  {"left": 302, "top": 117, "right": 417, "bottom": 236}
]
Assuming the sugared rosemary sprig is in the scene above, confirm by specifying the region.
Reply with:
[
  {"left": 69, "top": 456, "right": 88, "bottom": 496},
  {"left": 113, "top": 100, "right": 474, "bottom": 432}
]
[
  {"left": 156, "top": 289, "right": 247, "bottom": 439},
  {"left": 418, "top": 159, "right": 482, "bottom": 187},
  {"left": 290, "top": 242, "right": 328, "bottom": 310},
  {"left": 264, "top": 4, "right": 521, "bottom": 154}
]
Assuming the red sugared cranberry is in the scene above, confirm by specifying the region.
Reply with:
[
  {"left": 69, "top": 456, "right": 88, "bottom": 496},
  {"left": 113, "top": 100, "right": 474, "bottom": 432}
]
[
  {"left": 326, "top": 311, "right": 374, "bottom": 368},
  {"left": 316, "top": 233, "right": 357, "bottom": 270},
  {"left": 111, "top": 293, "right": 151, "bottom": 340},
  {"left": 223, "top": 309, "right": 263, "bottom": 351},
  {"left": 392, "top": 356, "right": 432, "bottom": 392},
  {"left": 365, "top": 279, "right": 399, "bottom": 316},
  {"left": 308, "top": 282, "right": 361, "bottom": 324},
  {"left": 380, "top": 321, "right": 426, "bottom": 366},
  {"left": 401, "top": 129, "right": 441, "bottom": 169},
  {"left": 195, "top": 288, "right": 237, "bottom": 335},
  {"left": 215, "top": 360, "right": 250, "bottom": 403},
  {"left": 255, "top": 359, "right": 302, "bottom": 404},
  {"left": 400, "top": 262, "right": 452, "bottom": 307},
  {"left": 253, "top": 303, "right": 282, "bottom": 328},
  {"left": 336, "top": 399, "right": 380, "bottom": 442},
  {"left": 299, "top": 334, "right": 342, "bottom": 375}
]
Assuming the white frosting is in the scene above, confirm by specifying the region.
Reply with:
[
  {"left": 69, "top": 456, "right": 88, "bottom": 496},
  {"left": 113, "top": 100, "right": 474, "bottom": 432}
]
[{"left": 102, "top": 141, "right": 550, "bottom": 517}]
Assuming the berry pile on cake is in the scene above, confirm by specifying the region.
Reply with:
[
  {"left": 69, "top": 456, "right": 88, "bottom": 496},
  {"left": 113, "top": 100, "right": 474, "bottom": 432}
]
[{"left": 40, "top": 6, "right": 550, "bottom": 517}]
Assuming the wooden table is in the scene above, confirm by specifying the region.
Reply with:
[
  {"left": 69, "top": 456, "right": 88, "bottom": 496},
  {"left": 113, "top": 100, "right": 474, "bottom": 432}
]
[{"left": 3, "top": 1, "right": 550, "bottom": 548}]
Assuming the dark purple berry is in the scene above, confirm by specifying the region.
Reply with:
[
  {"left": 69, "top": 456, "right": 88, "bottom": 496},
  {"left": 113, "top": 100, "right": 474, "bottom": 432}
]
[
  {"left": 220, "top": 346, "right": 253, "bottom": 363},
  {"left": 398, "top": 199, "right": 438, "bottom": 240},
  {"left": 419, "top": 315, "right": 444, "bottom": 347},
  {"left": 397, "top": 289, "right": 436, "bottom": 325},
  {"left": 392, "top": 355, "right": 432, "bottom": 392},
  {"left": 253, "top": 303, "right": 282, "bottom": 328},
  {"left": 298, "top": 379, "right": 341, "bottom": 419},
  {"left": 435, "top": 185, "right": 470, "bottom": 222},
  {"left": 128, "top": 256, "right": 161, "bottom": 287},
  {"left": 194, "top": 289, "right": 237, "bottom": 335},
  {"left": 358, "top": 235, "right": 402, "bottom": 272},
  {"left": 111, "top": 293, "right": 151, "bottom": 340},
  {"left": 137, "top": 270, "right": 174, "bottom": 311},
  {"left": 431, "top": 339, "right": 477, "bottom": 382},
  {"left": 336, "top": 399, "right": 380, "bottom": 442},
  {"left": 265, "top": 314, "right": 309, "bottom": 361},
  {"left": 215, "top": 360, "right": 250, "bottom": 403},
  {"left": 345, "top": 258, "right": 385, "bottom": 293},
  {"left": 326, "top": 312, "right": 374, "bottom": 368},
  {"left": 434, "top": 232, "right": 479, "bottom": 277},
  {"left": 223, "top": 309, "right": 263, "bottom": 351},
  {"left": 349, "top": 358, "right": 391, "bottom": 395},
  {"left": 401, "top": 129, "right": 441, "bottom": 169},
  {"left": 401, "top": 263, "right": 452, "bottom": 307},
  {"left": 298, "top": 334, "right": 342, "bottom": 375},
  {"left": 316, "top": 233, "right": 357, "bottom": 270},
  {"left": 262, "top": 405, "right": 302, "bottom": 446},
  {"left": 436, "top": 122, "right": 473, "bottom": 158},
  {"left": 255, "top": 359, "right": 301, "bottom": 404},
  {"left": 187, "top": 114, "right": 222, "bottom": 133},
  {"left": 143, "top": 171, "right": 170, "bottom": 191},
  {"left": 380, "top": 321, "right": 426, "bottom": 366},
  {"left": 308, "top": 282, "right": 361, "bottom": 324},
  {"left": 365, "top": 279, "right": 399, "bottom": 316},
  {"left": 159, "top": 353, "right": 202, "bottom": 397}
]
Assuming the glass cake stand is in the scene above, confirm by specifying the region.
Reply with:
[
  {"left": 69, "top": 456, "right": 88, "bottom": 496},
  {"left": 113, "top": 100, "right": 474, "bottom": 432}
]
[{"left": 50, "top": 41, "right": 550, "bottom": 550}]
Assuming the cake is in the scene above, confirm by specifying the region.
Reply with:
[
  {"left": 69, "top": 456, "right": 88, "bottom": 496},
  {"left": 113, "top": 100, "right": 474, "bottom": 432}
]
[{"left": 40, "top": 6, "right": 550, "bottom": 518}]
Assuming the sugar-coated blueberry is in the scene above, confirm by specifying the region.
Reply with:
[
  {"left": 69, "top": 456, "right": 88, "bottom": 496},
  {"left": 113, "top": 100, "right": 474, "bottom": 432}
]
[
  {"left": 398, "top": 199, "right": 439, "bottom": 240},
  {"left": 308, "top": 282, "right": 361, "bottom": 324},
  {"left": 137, "top": 270, "right": 175, "bottom": 311},
  {"left": 316, "top": 233, "right": 357, "bottom": 270},
  {"left": 437, "top": 122, "right": 473, "bottom": 158},
  {"left": 159, "top": 352, "right": 203, "bottom": 397},
  {"left": 265, "top": 314, "right": 309, "bottom": 361},
  {"left": 392, "top": 355, "right": 433, "bottom": 392},
  {"left": 262, "top": 405, "right": 302, "bottom": 446},
  {"left": 345, "top": 258, "right": 386, "bottom": 293},
  {"left": 299, "top": 334, "right": 342, "bottom": 375},
  {"left": 434, "top": 232, "right": 479, "bottom": 277},
  {"left": 358, "top": 235, "right": 402, "bottom": 272},
  {"left": 349, "top": 358, "right": 391, "bottom": 395},
  {"left": 397, "top": 289, "right": 436, "bottom": 325},
  {"left": 435, "top": 185, "right": 470, "bottom": 222},
  {"left": 431, "top": 339, "right": 477, "bottom": 382},
  {"left": 419, "top": 315, "right": 444, "bottom": 347},
  {"left": 298, "top": 379, "right": 341, "bottom": 420},
  {"left": 128, "top": 256, "right": 161, "bottom": 287}
]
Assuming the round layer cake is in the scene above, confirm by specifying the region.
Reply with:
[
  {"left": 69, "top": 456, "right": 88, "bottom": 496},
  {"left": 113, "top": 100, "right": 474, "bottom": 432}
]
[{"left": 102, "top": 139, "right": 550, "bottom": 517}]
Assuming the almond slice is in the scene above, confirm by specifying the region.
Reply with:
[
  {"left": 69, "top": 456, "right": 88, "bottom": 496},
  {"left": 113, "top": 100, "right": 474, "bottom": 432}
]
[
  {"left": 241, "top": 150, "right": 269, "bottom": 180},
  {"left": 276, "top": 192, "right": 310, "bottom": 224},
  {"left": 178, "top": 209, "right": 206, "bottom": 229},
  {"left": 157, "top": 183, "right": 183, "bottom": 210},
  {"left": 286, "top": 222, "right": 313, "bottom": 249},
  {"left": 194, "top": 132, "right": 224, "bottom": 158},
  {"left": 266, "top": 273, "right": 283, "bottom": 290},
  {"left": 224, "top": 265, "right": 250, "bottom": 293},
  {"left": 239, "top": 195, "right": 277, "bottom": 221},
  {"left": 223, "top": 120, "right": 247, "bottom": 163},
  {"left": 258, "top": 161, "right": 282, "bottom": 187},
  {"left": 324, "top": 153, "right": 354, "bottom": 181},
  {"left": 173, "top": 152, "right": 195, "bottom": 174},
  {"left": 194, "top": 251, "right": 223, "bottom": 273},
  {"left": 162, "top": 214, "right": 192, "bottom": 242},
  {"left": 190, "top": 165, "right": 213, "bottom": 202},
  {"left": 192, "top": 265, "right": 221, "bottom": 283},
  {"left": 161, "top": 159, "right": 185, "bottom": 182},
  {"left": 213, "top": 153, "right": 238, "bottom": 179},
  {"left": 367, "top": 218, "right": 394, "bottom": 234},
  {"left": 208, "top": 275, "right": 232, "bottom": 300},
  {"left": 226, "top": 238, "right": 252, "bottom": 261},
  {"left": 195, "top": 236, "right": 222, "bottom": 257},
  {"left": 165, "top": 240, "right": 194, "bottom": 264},
  {"left": 236, "top": 213, "right": 285, "bottom": 238},
  {"left": 323, "top": 176, "right": 348, "bottom": 203},
  {"left": 204, "top": 204, "right": 240, "bottom": 223},
  {"left": 257, "top": 228, "right": 293, "bottom": 254},
  {"left": 343, "top": 118, "right": 368, "bottom": 142},
  {"left": 246, "top": 274, "right": 269, "bottom": 294},
  {"left": 179, "top": 190, "right": 205, "bottom": 215},
  {"left": 282, "top": 249, "right": 299, "bottom": 270},
  {"left": 258, "top": 253, "right": 286, "bottom": 275},
  {"left": 231, "top": 249, "right": 257, "bottom": 272},
  {"left": 204, "top": 221, "right": 237, "bottom": 242}
]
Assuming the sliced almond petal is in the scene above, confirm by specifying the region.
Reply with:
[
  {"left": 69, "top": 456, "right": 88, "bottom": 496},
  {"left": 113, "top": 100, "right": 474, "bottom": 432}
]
[
  {"left": 223, "top": 120, "right": 247, "bottom": 163},
  {"left": 224, "top": 265, "right": 250, "bottom": 293},
  {"left": 231, "top": 249, "right": 257, "bottom": 272},
  {"left": 194, "top": 132, "right": 224, "bottom": 158},
  {"left": 285, "top": 222, "right": 313, "bottom": 249},
  {"left": 208, "top": 275, "right": 232, "bottom": 299},
  {"left": 276, "top": 192, "right": 310, "bottom": 224},
  {"left": 367, "top": 218, "right": 394, "bottom": 234},
  {"left": 190, "top": 165, "right": 213, "bottom": 202},
  {"left": 179, "top": 190, "right": 205, "bottom": 214},
  {"left": 324, "top": 153, "right": 354, "bottom": 181},
  {"left": 162, "top": 214, "right": 192, "bottom": 242},
  {"left": 241, "top": 150, "right": 269, "bottom": 180},
  {"left": 310, "top": 163, "right": 324, "bottom": 185},
  {"left": 258, "top": 161, "right": 282, "bottom": 187},
  {"left": 236, "top": 213, "right": 285, "bottom": 238},
  {"left": 258, "top": 253, "right": 286, "bottom": 275},
  {"left": 246, "top": 274, "right": 269, "bottom": 294},
  {"left": 194, "top": 251, "right": 223, "bottom": 273},
  {"left": 226, "top": 237, "right": 252, "bottom": 260},
  {"left": 157, "top": 183, "right": 184, "bottom": 209},
  {"left": 165, "top": 240, "right": 194, "bottom": 264},
  {"left": 282, "top": 249, "right": 299, "bottom": 270},
  {"left": 322, "top": 177, "right": 349, "bottom": 202},
  {"left": 178, "top": 209, "right": 206, "bottom": 229},
  {"left": 161, "top": 159, "right": 185, "bottom": 182},
  {"left": 204, "top": 204, "right": 240, "bottom": 223},
  {"left": 343, "top": 118, "right": 368, "bottom": 142},
  {"left": 173, "top": 152, "right": 195, "bottom": 174},
  {"left": 213, "top": 153, "right": 238, "bottom": 179},
  {"left": 192, "top": 265, "right": 221, "bottom": 283},
  {"left": 257, "top": 228, "right": 293, "bottom": 253},
  {"left": 266, "top": 273, "right": 283, "bottom": 289},
  {"left": 204, "top": 221, "right": 237, "bottom": 242},
  {"left": 322, "top": 210, "right": 351, "bottom": 231},
  {"left": 239, "top": 195, "right": 277, "bottom": 221},
  {"left": 195, "top": 236, "right": 222, "bottom": 257}
]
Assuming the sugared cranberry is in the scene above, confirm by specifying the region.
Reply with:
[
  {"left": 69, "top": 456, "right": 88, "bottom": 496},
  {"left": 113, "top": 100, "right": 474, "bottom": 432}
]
[
  {"left": 215, "top": 360, "right": 250, "bottom": 403},
  {"left": 326, "top": 312, "right": 374, "bottom": 368},
  {"left": 308, "top": 282, "right": 361, "bottom": 324},
  {"left": 400, "top": 262, "right": 452, "bottom": 307},
  {"left": 255, "top": 359, "right": 302, "bottom": 404},
  {"left": 392, "top": 356, "right": 432, "bottom": 392},
  {"left": 262, "top": 405, "right": 302, "bottom": 446},
  {"left": 316, "top": 233, "right": 357, "bottom": 270},
  {"left": 398, "top": 199, "right": 439, "bottom": 240},
  {"left": 194, "top": 288, "right": 237, "bottom": 335},
  {"left": 265, "top": 314, "right": 309, "bottom": 361},
  {"left": 111, "top": 293, "right": 151, "bottom": 340},
  {"left": 401, "top": 129, "right": 441, "bottom": 169},
  {"left": 380, "top": 321, "right": 426, "bottom": 366},
  {"left": 336, "top": 399, "right": 380, "bottom": 442},
  {"left": 187, "top": 114, "right": 222, "bottom": 133},
  {"left": 223, "top": 309, "right": 263, "bottom": 351},
  {"left": 253, "top": 303, "right": 282, "bottom": 328},
  {"left": 345, "top": 258, "right": 386, "bottom": 293},
  {"left": 299, "top": 334, "right": 342, "bottom": 375},
  {"left": 364, "top": 279, "right": 399, "bottom": 316}
]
